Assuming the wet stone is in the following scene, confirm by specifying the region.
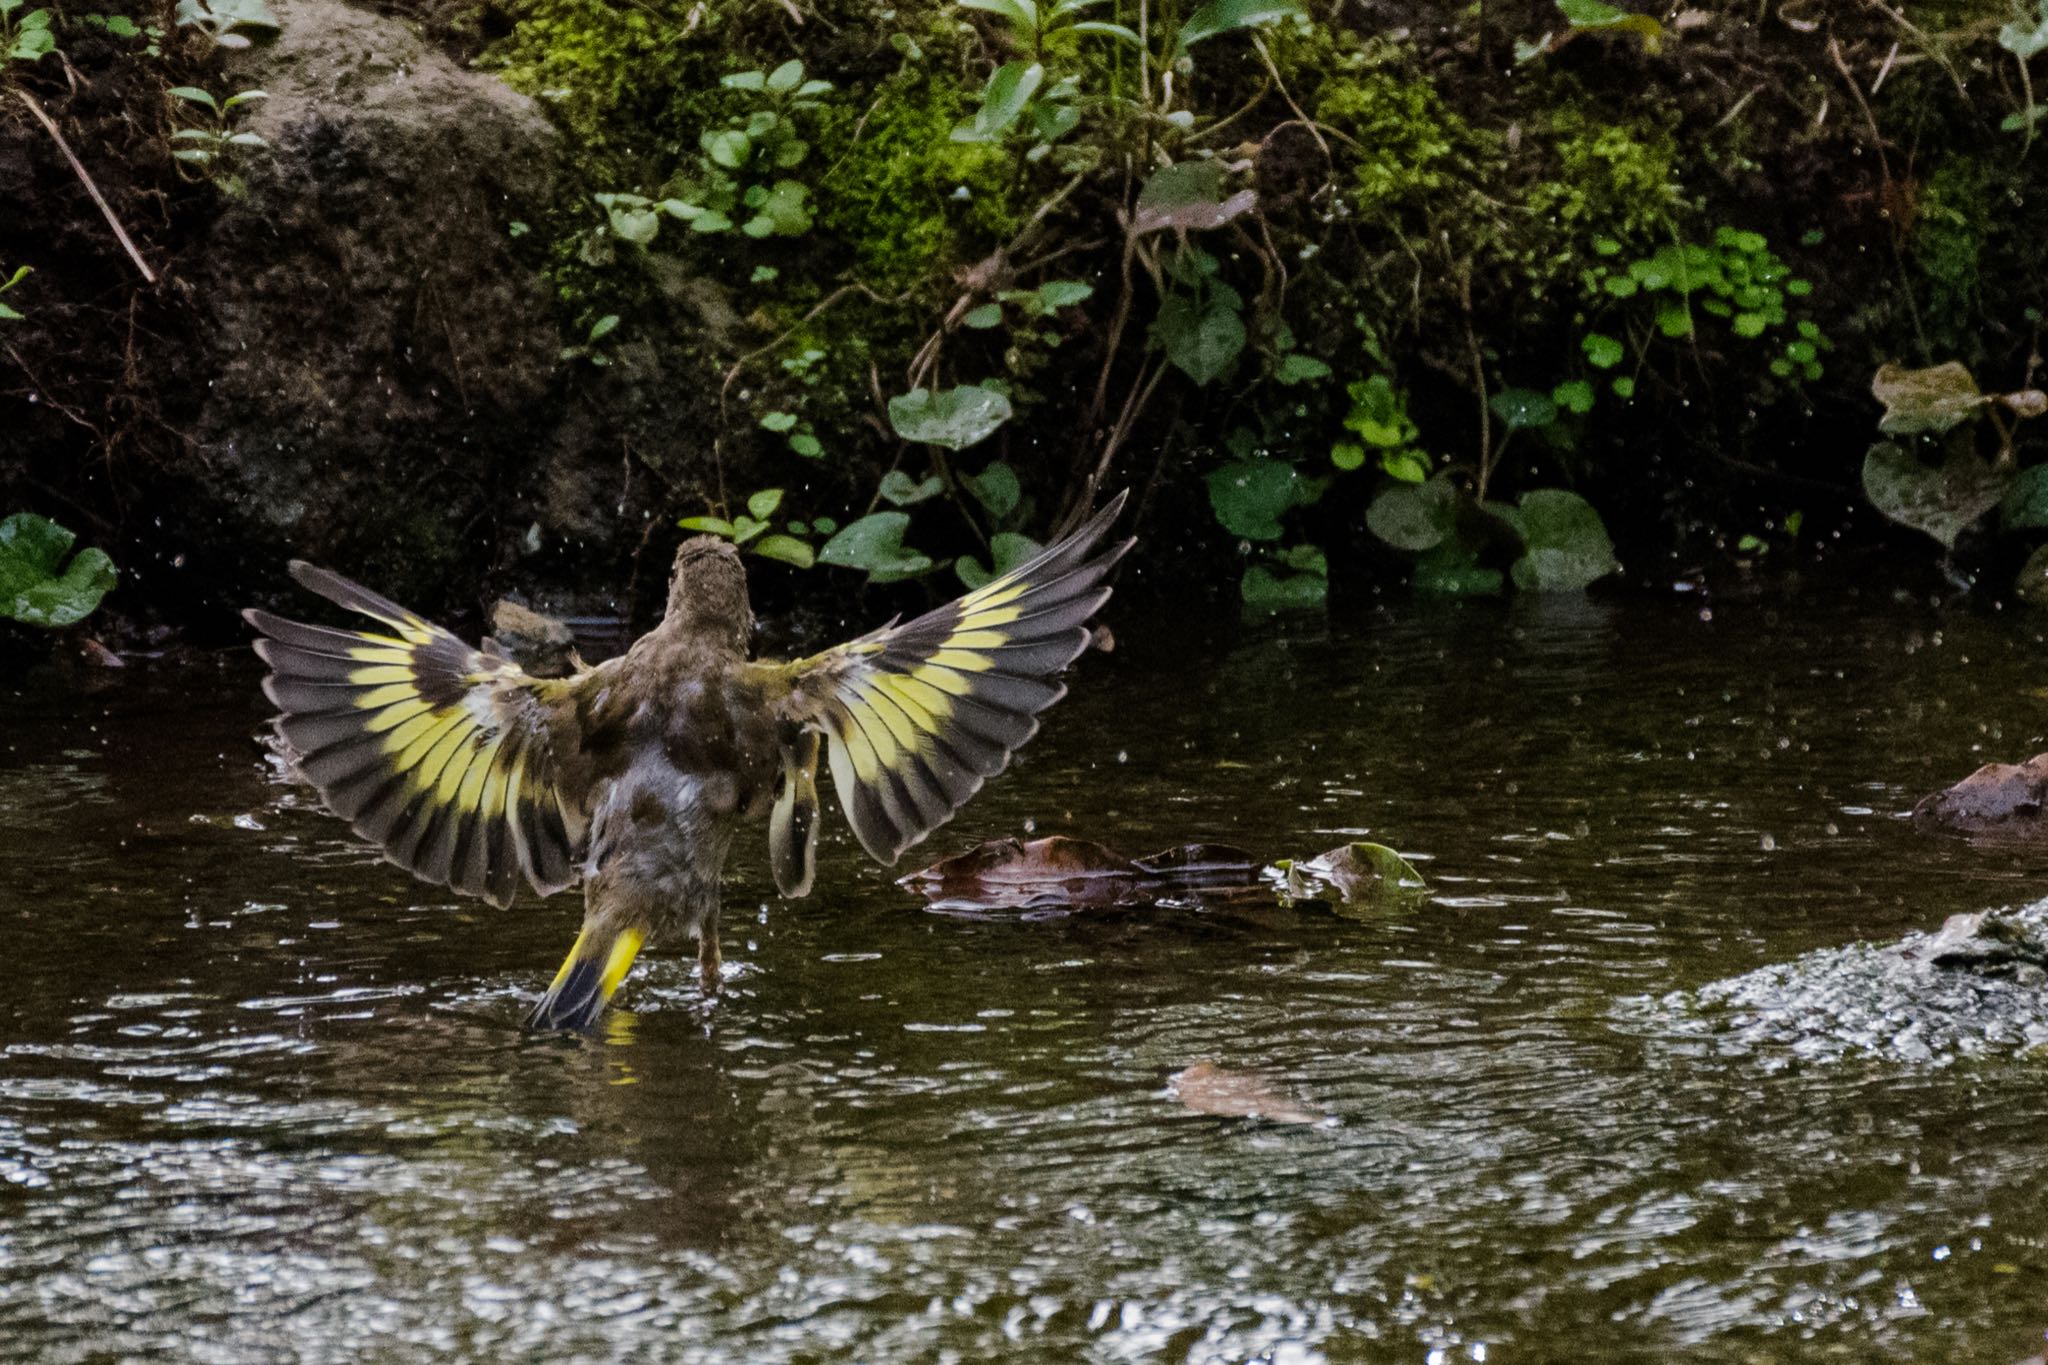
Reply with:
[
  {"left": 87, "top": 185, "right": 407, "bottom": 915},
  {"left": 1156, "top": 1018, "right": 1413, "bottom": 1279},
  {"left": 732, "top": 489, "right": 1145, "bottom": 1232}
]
[{"left": 1658, "top": 899, "right": 2048, "bottom": 1066}]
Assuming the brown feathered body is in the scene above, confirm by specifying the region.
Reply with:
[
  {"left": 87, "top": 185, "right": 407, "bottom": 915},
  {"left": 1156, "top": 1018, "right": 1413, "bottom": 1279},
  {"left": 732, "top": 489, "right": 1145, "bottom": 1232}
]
[{"left": 246, "top": 496, "right": 1131, "bottom": 1028}]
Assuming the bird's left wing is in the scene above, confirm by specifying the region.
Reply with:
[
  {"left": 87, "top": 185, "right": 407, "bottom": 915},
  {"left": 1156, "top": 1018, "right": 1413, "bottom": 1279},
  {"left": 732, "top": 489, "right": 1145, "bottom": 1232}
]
[
  {"left": 246, "top": 563, "right": 597, "bottom": 908},
  {"left": 765, "top": 491, "right": 1131, "bottom": 869}
]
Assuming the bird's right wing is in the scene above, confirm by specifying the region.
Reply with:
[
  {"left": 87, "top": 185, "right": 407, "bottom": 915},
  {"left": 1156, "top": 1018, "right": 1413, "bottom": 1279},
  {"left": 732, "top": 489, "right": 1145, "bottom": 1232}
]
[
  {"left": 246, "top": 563, "right": 603, "bottom": 908},
  {"left": 768, "top": 492, "right": 1131, "bottom": 867}
]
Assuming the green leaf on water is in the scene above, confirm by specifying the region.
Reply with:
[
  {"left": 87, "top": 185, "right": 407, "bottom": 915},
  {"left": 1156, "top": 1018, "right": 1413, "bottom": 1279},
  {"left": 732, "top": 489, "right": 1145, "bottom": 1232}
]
[
  {"left": 1582, "top": 332, "right": 1624, "bottom": 369},
  {"left": 1412, "top": 540, "right": 1504, "bottom": 596},
  {"left": 0, "top": 513, "right": 117, "bottom": 628}
]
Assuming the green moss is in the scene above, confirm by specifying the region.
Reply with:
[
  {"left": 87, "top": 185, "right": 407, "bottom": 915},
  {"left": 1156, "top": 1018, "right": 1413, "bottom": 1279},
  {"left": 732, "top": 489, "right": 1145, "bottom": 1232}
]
[
  {"left": 1913, "top": 157, "right": 1989, "bottom": 357},
  {"left": 813, "top": 73, "right": 1020, "bottom": 289},
  {"left": 1518, "top": 103, "right": 1687, "bottom": 299},
  {"left": 485, "top": 0, "right": 732, "bottom": 184},
  {"left": 1312, "top": 42, "right": 1501, "bottom": 239}
]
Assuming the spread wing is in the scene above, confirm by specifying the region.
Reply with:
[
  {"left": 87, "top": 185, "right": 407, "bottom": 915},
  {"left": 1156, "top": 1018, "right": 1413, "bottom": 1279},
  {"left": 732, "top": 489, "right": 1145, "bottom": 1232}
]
[
  {"left": 773, "top": 491, "right": 1131, "bottom": 866},
  {"left": 245, "top": 562, "right": 594, "bottom": 908}
]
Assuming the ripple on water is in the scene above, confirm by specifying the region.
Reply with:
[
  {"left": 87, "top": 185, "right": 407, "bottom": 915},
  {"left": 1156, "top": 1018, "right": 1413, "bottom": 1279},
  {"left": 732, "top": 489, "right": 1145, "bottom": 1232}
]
[{"left": 8, "top": 593, "right": 2048, "bottom": 1360}]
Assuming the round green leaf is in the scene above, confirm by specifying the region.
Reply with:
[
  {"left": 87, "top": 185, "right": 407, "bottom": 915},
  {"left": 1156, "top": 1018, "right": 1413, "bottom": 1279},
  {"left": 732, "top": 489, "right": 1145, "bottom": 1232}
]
[
  {"left": 1206, "top": 459, "right": 1309, "bottom": 541},
  {"left": 1240, "top": 565, "right": 1326, "bottom": 611},
  {"left": 1502, "top": 489, "right": 1619, "bottom": 592},
  {"left": 887, "top": 386, "right": 1014, "bottom": 450},
  {"left": 1366, "top": 478, "right": 1454, "bottom": 552},
  {"left": 818, "top": 512, "right": 934, "bottom": 582}
]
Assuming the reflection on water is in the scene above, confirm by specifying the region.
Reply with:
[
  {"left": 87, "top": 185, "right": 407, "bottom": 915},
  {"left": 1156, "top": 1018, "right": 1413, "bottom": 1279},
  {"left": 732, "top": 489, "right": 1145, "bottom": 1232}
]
[{"left": 6, "top": 583, "right": 2048, "bottom": 1362}]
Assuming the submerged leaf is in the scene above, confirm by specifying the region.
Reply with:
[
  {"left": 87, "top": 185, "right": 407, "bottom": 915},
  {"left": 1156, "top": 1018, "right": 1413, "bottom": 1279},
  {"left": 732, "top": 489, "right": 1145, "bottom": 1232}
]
[
  {"left": 1170, "top": 1061, "right": 1330, "bottom": 1126},
  {"left": 899, "top": 837, "right": 1260, "bottom": 911},
  {"left": 1240, "top": 564, "right": 1326, "bottom": 611}
]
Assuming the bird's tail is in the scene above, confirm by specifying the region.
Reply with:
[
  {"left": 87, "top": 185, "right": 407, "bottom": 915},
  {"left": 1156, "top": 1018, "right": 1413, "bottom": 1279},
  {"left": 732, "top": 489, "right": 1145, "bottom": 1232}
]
[{"left": 526, "top": 921, "right": 645, "bottom": 1030}]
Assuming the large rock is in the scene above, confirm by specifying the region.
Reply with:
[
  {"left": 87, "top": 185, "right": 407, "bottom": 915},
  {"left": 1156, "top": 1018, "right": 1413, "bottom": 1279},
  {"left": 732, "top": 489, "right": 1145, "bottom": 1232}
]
[
  {"left": 1911, "top": 753, "right": 2048, "bottom": 837},
  {"left": 189, "top": 0, "right": 580, "bottom": 607},
  {"left": 1656, "top": 903, "right": 2048, "bottom": 1066}
]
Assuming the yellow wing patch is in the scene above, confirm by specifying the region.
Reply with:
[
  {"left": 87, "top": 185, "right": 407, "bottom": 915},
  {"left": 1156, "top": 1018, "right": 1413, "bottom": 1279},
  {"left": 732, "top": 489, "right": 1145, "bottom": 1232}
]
[
  {"left": 779, "top": 493, "right": 1132, "bottom": 864},
  {"left": 246, "top": 561, "right": 586, "bottom": 906}
]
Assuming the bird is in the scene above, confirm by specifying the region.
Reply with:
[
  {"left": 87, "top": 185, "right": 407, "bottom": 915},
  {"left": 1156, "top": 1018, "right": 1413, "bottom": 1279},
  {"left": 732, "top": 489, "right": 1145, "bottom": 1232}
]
[{"left": 245, "top": 492, "right": 1131, "bottom": 1029}]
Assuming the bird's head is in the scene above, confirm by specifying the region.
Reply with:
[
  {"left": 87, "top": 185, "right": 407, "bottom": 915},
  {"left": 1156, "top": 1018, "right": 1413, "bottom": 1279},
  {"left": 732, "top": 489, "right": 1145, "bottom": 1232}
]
[{"left": 665, "top": 536, "right": 754, "bottom": 652}]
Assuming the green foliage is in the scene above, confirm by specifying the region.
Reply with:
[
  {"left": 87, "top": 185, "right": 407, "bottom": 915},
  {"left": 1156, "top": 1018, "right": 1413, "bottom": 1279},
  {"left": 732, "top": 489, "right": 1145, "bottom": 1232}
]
[
  {"left": 818, "top": 511, "right": 935, "bottom": 582},
  {"left": 1563, "top": 226, "right": 1828, "bottom": 409},
  {"left": 1334, "top": 374, "right": 1427, "bottom": 479},
  {"left": 679, "top": 488, "right": 818, "bottom": 568},
  {"left": 1862, "top": 361, "right": 2047, "bottom": 553},
  {"left": 1207, "top": 458, "right": 1321, "bottom": 541},
  {"left": 1911, "top": 159, "right": 1997, "bottom": 357},
  {"left": 1151, "top": 247, "right": 1245, "bottom": 384},
  {"left": 597, "top": 59, "right": 831, "bottom": 245},
  {"left": 1177, "top": 0, "right": 1307, "bottom": 52},
  {"left": 75, "top": 11, "right": 163, "bottom": 55},
  {"left": 559, "top": 313, "right": 618, "bottom": 366},
  {"left": 1317, "top": 49, "right": 1493, "bottom": 236},
  {"left": 956, "top": 531, "right": 1041, "bottom": 589},
  {"left": 813, "top": 73, "right": 1020, "bottom": 288},
  {"left": 172, "top": 0, "right": 278, "bottom": 50},
  {"left": 0, "top": 264, "right": 28, "bottom": 322},
  {"left": 0, "top": 513, "right": 117, "bottom": 628},
  {"left": 888, "top": 385, "right": 1014, "bottom": 450},
  {"left": 1517, "top": 0, "right": 1664, "bottom": 62},
  {"left": 1498, "top": 489, "right": 1619, "bottom": 591},
  {"left": 168, "top": 87, "right": 270, "bottom": 195},
  {"left": 1, "top": 0, "right": 53, "bottom": 65}
]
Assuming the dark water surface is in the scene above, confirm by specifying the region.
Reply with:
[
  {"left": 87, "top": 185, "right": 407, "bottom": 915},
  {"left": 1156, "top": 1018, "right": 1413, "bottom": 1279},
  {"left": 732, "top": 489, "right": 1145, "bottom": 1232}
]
[{"left": 8, "top": 584, "right": 2048, "bottom": 1363}]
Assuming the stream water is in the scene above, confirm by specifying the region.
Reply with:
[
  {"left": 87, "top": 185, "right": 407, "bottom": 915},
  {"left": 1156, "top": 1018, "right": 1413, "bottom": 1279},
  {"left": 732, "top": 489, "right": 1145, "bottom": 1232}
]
[{"left": 6, "top": 579, "right": 2048, "bottom": 1362}]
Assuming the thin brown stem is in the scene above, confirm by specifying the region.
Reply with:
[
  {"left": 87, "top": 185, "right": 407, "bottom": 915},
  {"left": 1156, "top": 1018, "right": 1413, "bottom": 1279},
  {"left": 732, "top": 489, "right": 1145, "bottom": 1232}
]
[{"left": 16, "top": 90, "right": 155, "bottom": 283}]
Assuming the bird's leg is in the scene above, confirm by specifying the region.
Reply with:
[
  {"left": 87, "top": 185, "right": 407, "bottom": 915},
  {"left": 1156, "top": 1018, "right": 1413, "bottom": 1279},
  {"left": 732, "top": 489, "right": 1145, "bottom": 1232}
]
[{"left": 697, "top": 916, "right": 721, "bottom": 994}]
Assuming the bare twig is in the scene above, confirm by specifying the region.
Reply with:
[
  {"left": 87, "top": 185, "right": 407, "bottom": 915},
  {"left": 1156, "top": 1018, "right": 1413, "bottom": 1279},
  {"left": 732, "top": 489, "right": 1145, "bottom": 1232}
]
[
  {"left": 1826, "top": 36, "right": 1928, "bottom": 357},
  {"left": 16, "top": 90, "right": 155, "bottom": 284}
]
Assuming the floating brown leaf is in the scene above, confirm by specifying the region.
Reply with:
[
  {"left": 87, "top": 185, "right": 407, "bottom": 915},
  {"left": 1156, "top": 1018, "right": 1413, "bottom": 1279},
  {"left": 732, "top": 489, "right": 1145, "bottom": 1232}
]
[
  {"left": 898, "top": 836, "right": 1259, "bottom": 912},
  {"left": 1170, "top": 1061, "right": 1330, "bottom": 1126}
]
